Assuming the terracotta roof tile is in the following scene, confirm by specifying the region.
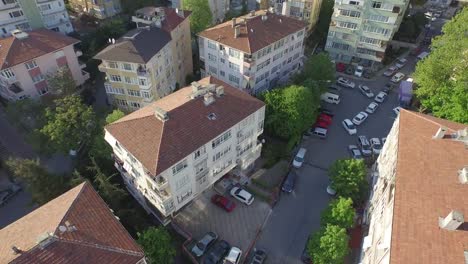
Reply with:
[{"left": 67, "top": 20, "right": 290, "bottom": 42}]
[
  {"left": 106, "top": 76, "right": 265, "bottom": 176},
  {"left": 160, "top": 7, "right": 191, "bottom": 32},
  {"left": 198, "top": 10, "right": 307, "bottom": 53},
  {"left": 390, "top": 110, "right": 468, "bottom": 264}
]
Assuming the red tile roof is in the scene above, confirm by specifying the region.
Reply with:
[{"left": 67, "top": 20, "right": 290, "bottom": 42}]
[
  {"left": 0, "top": 182, "right": 145, "bottom": 264},
  {"left": 0, "top": 29, "right": 79, "bottom": 70},
  {"left": 105, "top": 76, "right": 265, "bottom": 176},
  {"left": 390, "top": 110, "right": 468, "bottom": 263},
  {"left": 160, "top": 7, "right": 191, "bottom": 32},
  {"left": 198, "top": 10, "right": 307, "bottom": 54}
]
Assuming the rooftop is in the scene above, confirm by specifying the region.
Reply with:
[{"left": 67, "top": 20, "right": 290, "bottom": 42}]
[
  {"left": 198, "top": 10, "right": 307, "bottom": 54},
  {"left": 105, "top": 76, "right": 265, "bottom": 176},
  {"left": 0, "top": 29, "right": 79, "bottom": 70},
  {"left": 0, "top": 182, "right": 144, "bottom": 264},
  {"left": 134, "top": 6, "right": 191, "bottom": 32},
  {"left": 390, "top": 110, "right": 468, "bottom": 263}
]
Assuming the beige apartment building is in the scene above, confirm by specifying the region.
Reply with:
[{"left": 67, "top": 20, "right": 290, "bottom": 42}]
[
  {"left": 0, "top": 29, "right": 88, "bottom": 101},
  {"left": 360, "top": 110, "right": 468, "bottom": 264},
  {"left": 104, "top": 76, "right": 265, "bottom": 223},
  {"left": 95, "top": 7, "right": 193, "bottom": 112},
  {"left": 68, "top": 0, "right": 121, "bottom": 19}
]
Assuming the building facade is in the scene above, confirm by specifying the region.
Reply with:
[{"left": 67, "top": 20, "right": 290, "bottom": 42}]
[
  {"left": 171, "top": 0, "right": 229, "bottom": 23},
  {"left": 104, "top": 77, "right": 265, "bottom": 223},
  {"left": 360, "top": 110, "right": 468, "bottom": 264},
  {"left": 95, "top": 7, "right": 193, "bottom": 112},
  {"left": 68, "top": 0, "right": 121, "bottom": 19},
  {"left": 0, "top": 0, "right": 73, "bottom": 38},
  {"left": 198, "top": 11, "right": 307, "bottom": 95},
  {"left": 0, "top": 29, "right": 88, "bottom": 101},
  {"left": 272, "top": 0, "right": 323, "bottom": 32},
  {"left": 325, "top": 0, "right": 409, "bottom": 65}
]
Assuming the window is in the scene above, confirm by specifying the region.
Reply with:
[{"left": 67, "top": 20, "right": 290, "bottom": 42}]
[
  {"left": 208, "top": 41, "right": 217, "bottom": 49},
  {"left": 237, "top": 141, "right": 254, "bottom": 156},
  {"left": 273, "top": 39, "right": 285, "bottom": 50},
  {"left": 39, "top": 4, "right": 51, "bottom": 11},
  {"left": 293, "top": 53, "right": 300, "bottom": 60},
  {"left": 271, "top": 65, "right": 278, "bottom": 74},
  {"left": 228, "top": 62, "right": 240, "bottom": 71},
  {"left": 295, "top": 41, "right": 302, "bottom": 49},
  {"left": 220, "top": 70, "right": 225, "bottom": 77},
  {"left": 172, "top": 159, "right": 188, "bottom": 175},
  {"left": 228, "top": 74, "right": 240, "bottom": 85},
  {"left": 1, "top": 69, "right": 15, "bottom": 78},
  {"left": 15, "top": 22, "right": 29, "bottom": 31},
  {"left": 109, "top": 75, "right": 122, "bottom": 82},
  {"left": 124, "top": 76, "right": 135, "bottom": 84},
  {"left": 372, "top": 1, "right": 382, "bottom": 8},
  {"left": 229, "top": 48, "right": 240, "bottom": 58},
  {"left": 220, "top": 58, "right": 225, "bottom": 63},
  {"left": 339, "top": 9, "right": 361, "bottom": 18},
  {"left": 194, "top": 146, "right": 206, "bottom": 159},
  {"left": 209, "top": 65, "right": 217, "bottom": 75},
  {"left": 359, "top": 36, "right": 382, "bottom": 46},
  {"left": 357, "top": 47, "right": 377, "bottom": 55},
  {"left": 31, "top": 74, "right": 44, "bottom": 83},
  {"left": 208, "top": 53, "right": 217, "bottom": 62},
  {"left": 24, "top": 60, "right": 37, "bottom": 70},
  {"left": 108, "top": 62, "right": 118, "bottom": 69},
  {"left": 363, "top": 25, "right": 390, "bottom": 36},
  {"left": 38, "top": 86, "right": 49, "bottom": 95},
  {"left": 212, "top": 130, "right": 231, "bottom": 148},
  {"left": 115, "top": 98, "right": 127, "bottom": 106},
  {"left": 213, "top": 160, "right": 232, "bottom": 176},
  {"left": 330, "top": 42, "right": 350, "bottom": 51},
  {"left": 175, "top": 174, "right": 190, "bottom": 190},
  {"left": 122, "top": 63, "right": 132, "bottom": 71},
  {"left": 369, "top": 14, "right": 389, "bottom": 23},
  {"left": 213, "top": 146, "right": 231, "bottom": 162},
  {"left": 138, "top": 78, "right": 147, "bottom": 86},
  {"left": 348, "top": 0, "right": 360, "bottom": 4},
  {"left": 273, "top": 52, "right": 283, "bottom": 62},
  {"left": 142, "top": 91, "right": 152, "bottom": 98},
  {"left": 9, "top": 10, "right": 23, "bottom": 18},
  {"left": 129, "top": 101, "right": 141, "bottom": 109},
  {"left": 2, "top": 0, "right": 16, "bottom": 4},
  {"left": 256, "top": 59, "right": 271, "bottom": 71},
  {"left": 255, "top": 71, "right": 270, "bottom": 84},
  {"left": 297, "top": 30, "right": 304, "bottom": 37},
  {"left": 337, "top": 21, "right": 358, "bottom": 29},
  {"left": 127, "top": 89, "right": 141, "bottom": 97},
  {"left": 256, "top": 46, "right": 272, "bottom": 59},
  {"left": 105, "top": 86, "right": 125, "bottom": 95},
  {"left": 2, "top": 28, "right": 6, "bottom": 34}
]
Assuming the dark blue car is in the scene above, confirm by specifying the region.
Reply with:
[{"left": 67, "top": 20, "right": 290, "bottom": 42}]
[{"left": 281, "top": 170, "right": 297, "bottom": 193}]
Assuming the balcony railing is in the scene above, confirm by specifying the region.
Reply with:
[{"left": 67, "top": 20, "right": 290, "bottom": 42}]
[
  {"left": 137, "top": 69, "right": 149, "bottom": 78},
  {"left": 154, "top": 176, "right": 168, "bottom": 191},
  {"left": 243, "top": 57, "right": 255, "bottom": 68},
  {"left": 0, "top": 74, "right": 17, "bottom": 84}
]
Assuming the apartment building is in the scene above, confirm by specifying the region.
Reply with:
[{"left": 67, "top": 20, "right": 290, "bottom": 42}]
[
  {"left": 0, "top": 29, "right": 89, "bottom": 101},
  {"left": 0, "top": 182, "right": 146, "bottom": 264},
  {"left": 68, "top": 0, "right": 121, "bottom": 19},
  {"left": 104, "top": 76, "right": 265, "bottom": 223},
  {"left": 360, "top": 110, "right": 468, "bottom": 264},
  {"left": 198, "top": 10, "right": 307, "bottom": 95},
  {"left": 0, "top": 0, "right": 73, "bottom": 38},
  {"left": 95, "top": 7, "right": 193, "bottom": 112},
  {"left": 325, "top": 0, "right": 409, "bottom": 65},
  {"left": 272, "top": 0, "right": 323, "bottom": 32},
  {"left": 171, "top": 0, "right": 229, "bottom": 22}
]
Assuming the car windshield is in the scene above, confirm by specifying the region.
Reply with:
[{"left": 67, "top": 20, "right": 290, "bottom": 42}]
[
  {"left": 362, "top": 144, "right": 371, "bottom": 151},
  {"left": 295, "top": 156, "right": 304, "bottom": 162},
  {"left": 196, "top": 242, "right": 205, "bottom": 250},
  {"left": 234, "top": 189, "right": 241, "bottom": 195},
  {"left": 346, "top": 121, "right": 355, "bottom": 129}
]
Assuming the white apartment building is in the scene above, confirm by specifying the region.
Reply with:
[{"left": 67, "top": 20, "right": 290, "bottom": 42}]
[
  {"left": 360, "top": 110, "right": 468, "bottom": 264},
  {"left": 198, "top": 10, "right": 307, "bottom": 95},
  {"left": 0, "top": 0, "right": 73, "bottom": 38},
  {"left": 325, "top": 0, "right": 409, "bottom": 66},
  {"left": 104, "top": 76, "right": 265, "bottom": 223}
]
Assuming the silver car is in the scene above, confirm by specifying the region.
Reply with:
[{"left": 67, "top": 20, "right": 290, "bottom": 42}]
[
  {"left": 358, "top": 135, "right": 372, "bottom": 156},
  {"left": 192, "top": 232, "right": 218, "bottom": 257}
]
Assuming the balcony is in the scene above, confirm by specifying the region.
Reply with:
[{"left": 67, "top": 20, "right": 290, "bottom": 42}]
[
  {"left": 137, "top": 68, "right": 150, "bottom": 78},
  {"left": 153, "top": 176, "right": 168, "bottom": 191},
  {"left": 357, "top": 41, "right": 386, "bottom": 52},
  {"left": 98, "top": 63, "right": 106, "bottom": 72},
  {"left": 243, "top": 58, "right": 255, "bottom": 68},
  {"left": 0, "top": 2, "right": 20, "bottom": 11},
  {"left": 237, "top": 143, "right": 262, "bottom": 170},
  {"left": 0, "top": 74, "right": 17, "bottom": 84}
]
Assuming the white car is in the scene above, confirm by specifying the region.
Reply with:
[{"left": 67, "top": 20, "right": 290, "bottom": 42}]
[
  {"left": 358, "top": 85, "right": 374, "bottom": 98},
  {"left": 342, "top": 119, "right": 357, "bottom": 135},
  {"left": 336, "top": 77, "right": 355, "bottom": 89},
  {"left": 354, "top": 65, "right": 364, "bottom": 77},
  {"left": 224, "top": 247, "right": 242, "bottom": 264},
  {"left": 230, "top": 187, "right": 254, "bottom": 205},
  {"left": 395, "top": 58, "right": 407, "bottom": 69},
  {"left": 366, "top": 102, "right": 379, "bottom": 114},
  {"left": 391, "top": 72, "right": 405, "bottom": 83},
  {"left": 352, "top": 112, "right": 369, "bottom": 126},
  {"left": 375, "top": 92, "right": 387, "bottom": 103},
  {"left": 393, "top": 106, "right": 402, "bottom": 116},
  {"left": 370, "top": 138, "right": 382, "bottom": 155}
]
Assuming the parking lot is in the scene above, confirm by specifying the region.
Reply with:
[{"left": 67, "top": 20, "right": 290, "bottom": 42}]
[{"left": 254, "top": 55, "right": 420, "bottom": 263}]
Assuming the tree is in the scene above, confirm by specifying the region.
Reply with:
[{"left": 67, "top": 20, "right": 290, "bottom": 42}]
[
  {"left": 413, "top": 8, "right": 468, "bottom": 123},
  {"left": 183, "top": 0, "right": 213, "bottom": 33},
  {"left": 329, "top": 159, "right": 367, "bottom": 202},
  {"left": 46, "top": 67, "right": 76, "bottom": 96},
  {"left": 260, "top": 0, "right": 269, "bottom": 9},
  {"left": 41, "top": 95, "right": 95, "bottom": 153},
  {"left": 5, "top": 158, "right": 70, "bottom": 205},
  {"left": 315, "top": 0, "right": 334, "bottom": 39},
  {"left": 307, "top": 224, "right": 349, "bottom": 264},
  {"left": 293, "top": 53, "right": 335, "bottom": 91},
  {"left": 262, "top": 85, "right": 318, "bottom": 144},
  {"left": 138, "top": 227, "right": 176, "bottom": 264},
  {"left": 321, "top": 197, "right": 355, "bottom": 229},
  {"left": 5, "top": 98, "right": 45, "bottom": 130},
  {"left": 106, "top": 109, "right": 125, "bottom": 124}
]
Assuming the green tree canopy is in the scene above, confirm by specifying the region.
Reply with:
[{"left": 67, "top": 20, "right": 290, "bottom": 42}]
[
  {"left": 293, "top": 53, "right": 335, "bottom": 90},
  {"left": 41, "top": 95, "right": 95, "bottom": 153},
  {"left": 106, "top": 109, "right": 125, "bottom": 124},
  {"left": 329, "top": 159, "right": 367, "bottom": 202},
  {"left": 315, "top": 0, "right": 334, "bottom": 38},
  {"left": 307, "top": 224, "right": 349, "bottom": 264},
  {"left": 321, "top": 197, "right": 355, "bottom": 229},
  {"left": 262, "top": 85, "right": 318, "bottom": 143},
  {"left": 183, "top": 0, "right": 213, "bottom": 33},
  {"left": 414, "top": 8, "right": 468, "bottom": 123},
  {"left": 138, "top": 227, "right": 176, "bottom": 264},
  {"left": 46, "top": 67, "right": 76, "bottom": 96}
]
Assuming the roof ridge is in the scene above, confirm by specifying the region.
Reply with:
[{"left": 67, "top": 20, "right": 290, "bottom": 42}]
[
  {"left": 403, "top": 110, "right": 460, "bottom": 131},
  {"left": 57, "top": 238, "right": 145, "bottom": 257},
  {"left": 53, "top": 182, "right": 88, "bottom": 236},
  {"left": 152, "top": 120, "right": 166, "bottom": 175}
]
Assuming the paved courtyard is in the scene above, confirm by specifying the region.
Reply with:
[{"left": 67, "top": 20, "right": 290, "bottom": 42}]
[{"left": 174, "top": 187, "right": 271, "bottom": 256}]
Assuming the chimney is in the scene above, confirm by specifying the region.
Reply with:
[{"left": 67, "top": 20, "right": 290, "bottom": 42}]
[
  {"left": 439, "top": 210, "right": 464, "bottom": 231},
  {"left": 154, "top": 107, "right": 169, "bottom": 121},
  {"left": 232, "top": 18, "right": 236, "bottom": 28},
  {"left": 459, "top": 167, "right": 468, "bottom": 184},
  {"left": 234, "top": 25, "right": 241, "bottom": 38},
  {"left": 433, "top": 126, "right": 448, "bottom": 139},
  {"left": 11, "top": 246, "right": 22, "bottom": 255},
  {"left": 176, "top": 8, "right": 184, "bottom": 18},
  {"left": 204, "top": 92, "right": 215, "bottom": 106},
  {"left": 191, "top": 81, "right": 202, "bottom": 92},
  {"left": 215, "top": 86, "right": 224, "bottom": 97}
]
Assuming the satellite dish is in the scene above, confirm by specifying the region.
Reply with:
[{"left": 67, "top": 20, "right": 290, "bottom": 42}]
[{"left": 58, "top": 225, "right": 67, "bottom": 232}]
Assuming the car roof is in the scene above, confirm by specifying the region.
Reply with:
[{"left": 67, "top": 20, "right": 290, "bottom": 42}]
[
  {"left": 344, "top": 119, "right": 353, "bottom": 124},
  {"left": 314, "top": 127, "right": 327, "bottom": 133},
  {"left": 238, "top": 189, "right": 252, "bottom": 199}
]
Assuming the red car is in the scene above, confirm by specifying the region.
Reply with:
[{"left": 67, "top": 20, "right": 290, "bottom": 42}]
[
  {"left": 318, "top": 113, "right": 332, "bottom": 125},
  {"left": 314, "top": 120, "right": 329, "bottom": 129},
  {"left": 211, "top": 194, "right": 236, "bottom": 212}
]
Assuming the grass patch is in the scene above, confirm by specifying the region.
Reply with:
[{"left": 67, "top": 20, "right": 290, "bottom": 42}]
[
  {"left": 251, "top": 178, "right": 272, "bottom": 191},
  {"left": 262, "top": 140, "right": 289, "bottom": 169},
  {"left": 245, "top": 186, "right": 271, "bottom": 203}
]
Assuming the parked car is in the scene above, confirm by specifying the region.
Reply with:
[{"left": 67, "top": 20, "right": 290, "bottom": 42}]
[
  {"left": 375, "top": 92, "right": 387, "bottom": 103},
  {"left": 0, "top": 183, "right": 22, "bottom": 207},
  {"left": 328, "top": 84, "right": 342, "bottom": 93},
  {"left": 301, "top": 237, "right": 312, "bottom": 263},
  {"left": 326, "top": 185, "right": 336, "bottom": 196},
  {"left": 224, "top": 247, "right": 242, "bottom": 264},
  {"left": 383, "top": 66, "right": 398, "bottom": 77},
  {"left": 393, "top": 106, "right": 402, "bottom": 116},
  {"left": 354, "top": 65, "right": 364, "bottom": 77},
  {"left": 230, "top": 187, "right": 254, "bottom": 205},
  {"left": 203, "top": 240, "right": 230, "bottom": 264},
  {"left": 250, "top": 249, "right": 267, "bottom": 264},
  {"left": 342, "top": 119, "right": 357, "bottom": 135},
  {"left": 282, "top": 170, "right": 298, "bottom": 193},
  {"left": 336, "top": 77, "right": 355, "bottom": 88},
  {"left": 391, "top": 72, "right": 405, "bottom": 83},
  {"left": 383, "top": 82, "right": 395, "bottom": 94},
  {"left": 352, "top": 111, "right": 369, "bottom": 126},
  {"left": 319, "top": 108, "right": 334, "bottom": 117},
  {"left": 348, "top": 145, "right": 363, "bottom": 159},
  {"left": 320, "top": 92, "right": 341, "bottom": 104},
  {"left": 314, "top": 119, "right": 330, "bottom": 129},
  {"left": 366, "top": 102, "right": 379, "bottom": 114},
  {"left": 211, "top": 194, "right": 236, "bottom": 212},
  {"left": 318, "top": 113, "right": 332, "bottom": 125},
  {"left": 293, "top": 148, "right": 307, "bottom": 168},
  {"left": 358, "top": 135, "right": 372, "bottom": 156},
  {"left": 312, "top": 127, "right": 328, "bottom": 138},
  {"left": 395, "top": 58, "right": 408, "bottom": 69},
  {"left": 370, "top": 137, "right": 382, "bottom": 155},
  {"left": 192, "top": 232, "right": 218, "bottom": 257},
  {"left": 358, "top": 85, "right": 374, "bottom": 98}
]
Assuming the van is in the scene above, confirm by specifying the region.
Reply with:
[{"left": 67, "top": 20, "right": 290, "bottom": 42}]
[
  {"left": 292, "top": 148, "right": 307, "bottom": 168},
  {"left": 417, "top": 51, "right": 429, "bottom": 60},
  {"left": 320, "top": 92, "right": 340, "bottom": 104},
  {"left": 312, "top": 127, "right": 328, "bottom": 138}
]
